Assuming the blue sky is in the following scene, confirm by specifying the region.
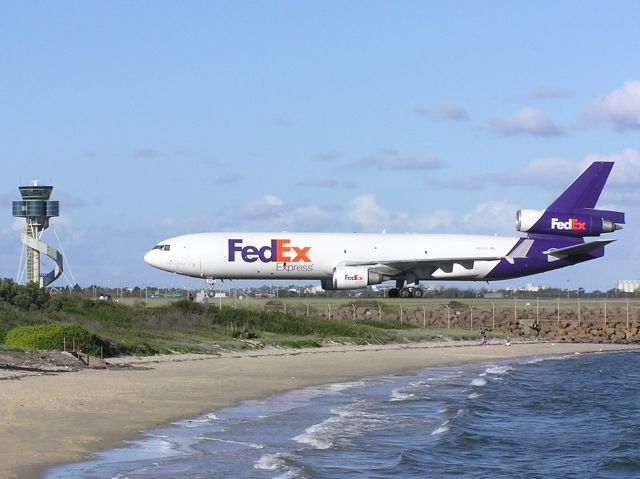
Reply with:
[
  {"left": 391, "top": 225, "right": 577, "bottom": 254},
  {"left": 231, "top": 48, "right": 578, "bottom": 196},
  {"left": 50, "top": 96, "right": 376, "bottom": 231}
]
[{"left": 1, "top": 1, "right": 639, "bottom": 291}]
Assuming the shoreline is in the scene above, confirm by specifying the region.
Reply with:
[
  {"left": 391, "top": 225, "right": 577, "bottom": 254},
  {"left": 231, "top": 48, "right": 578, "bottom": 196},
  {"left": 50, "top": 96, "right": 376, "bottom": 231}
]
[{"left": 1, "top": 341, "right": 637, "bottom": 479}]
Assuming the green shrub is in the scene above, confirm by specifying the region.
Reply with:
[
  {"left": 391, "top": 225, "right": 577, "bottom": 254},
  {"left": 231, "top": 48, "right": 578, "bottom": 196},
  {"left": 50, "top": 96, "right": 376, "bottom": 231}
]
[
  {"left": 4, "top": 323, "right": 108, "bottom": 355},
  {"left": 448, "top": 300, "right": 468, "bottom": 310},
  {"left": 0, "top": 279, "right": 49, "bottom": 310}
]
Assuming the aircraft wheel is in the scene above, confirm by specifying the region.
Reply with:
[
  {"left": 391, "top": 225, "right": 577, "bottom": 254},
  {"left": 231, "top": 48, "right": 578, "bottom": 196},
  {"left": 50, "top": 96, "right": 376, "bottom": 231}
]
[
  {"left": 388, "top": 288, "right": 399, "bottom": 298},
  {"left": 412, "top": 288, "right": 423, "bottom": 298},
  {"left": 399, "top": 287, "right": 412, "bottom": 298}
]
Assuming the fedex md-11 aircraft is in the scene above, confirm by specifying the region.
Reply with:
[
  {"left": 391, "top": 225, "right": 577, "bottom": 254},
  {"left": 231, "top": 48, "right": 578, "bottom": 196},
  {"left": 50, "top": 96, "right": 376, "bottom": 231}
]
[{"left": 145, "top": 162, "right": 624, "bottom": 298}]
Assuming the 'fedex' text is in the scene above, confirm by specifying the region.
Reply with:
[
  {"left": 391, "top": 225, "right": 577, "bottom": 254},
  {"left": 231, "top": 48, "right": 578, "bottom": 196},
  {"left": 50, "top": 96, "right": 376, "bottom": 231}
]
[
  {"left": 551, "top": 218, "right": 587, "bottom": 231},
  {"left": 228, "top": 239, "right": 312, "bottom": 263}
]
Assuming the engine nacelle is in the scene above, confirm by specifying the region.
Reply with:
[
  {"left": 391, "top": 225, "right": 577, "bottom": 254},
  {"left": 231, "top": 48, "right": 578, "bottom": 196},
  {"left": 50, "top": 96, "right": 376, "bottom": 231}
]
[
  {"left": 516, "top": 209, "right": 623, "bottom": 237},
  {"left": 515, "top": 209, "right": 545, "bottom": 233},
  {"left": 321, "top": 266, "right": 384, "bottom": 290}
]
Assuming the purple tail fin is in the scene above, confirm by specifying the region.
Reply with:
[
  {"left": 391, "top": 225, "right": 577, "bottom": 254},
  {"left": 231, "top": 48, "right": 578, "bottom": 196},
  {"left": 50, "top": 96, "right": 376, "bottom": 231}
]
[
  {"left": 518, "top": 161, "right": 625, "bottom": 237},
  {"left": 547, "top": 161, "right": 613, "bottom": 212}
]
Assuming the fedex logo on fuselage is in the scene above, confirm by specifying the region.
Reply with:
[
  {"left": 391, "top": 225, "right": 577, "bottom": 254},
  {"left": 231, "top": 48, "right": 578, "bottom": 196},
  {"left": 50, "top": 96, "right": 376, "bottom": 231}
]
[
  {"left": 551, "top": 218, "right": 587, "bottom": 231},
  {"left": 228, "top": 239, "right": 311, "bottom": 263}
]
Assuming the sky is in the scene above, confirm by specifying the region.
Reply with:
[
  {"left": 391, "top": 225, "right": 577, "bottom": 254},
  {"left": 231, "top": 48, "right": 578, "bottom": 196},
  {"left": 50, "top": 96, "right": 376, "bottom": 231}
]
[{"left": 1, "top": 1, "right": 639, "bottom": 291}]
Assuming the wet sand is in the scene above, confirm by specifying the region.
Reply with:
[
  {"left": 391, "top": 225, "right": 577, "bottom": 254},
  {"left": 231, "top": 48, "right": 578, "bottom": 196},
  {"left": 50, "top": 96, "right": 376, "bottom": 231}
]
[{"left": 1, "top": 341, "right": 637, "bottom": 479}]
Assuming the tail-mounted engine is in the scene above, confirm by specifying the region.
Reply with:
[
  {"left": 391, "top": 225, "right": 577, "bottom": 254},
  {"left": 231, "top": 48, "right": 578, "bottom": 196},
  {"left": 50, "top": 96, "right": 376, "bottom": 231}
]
[
  {"left": 516, "top": 208, "right": 624, "bottom": 237},
  {"left": 321, "top": 266, "right": 384, "bottom": 290}
]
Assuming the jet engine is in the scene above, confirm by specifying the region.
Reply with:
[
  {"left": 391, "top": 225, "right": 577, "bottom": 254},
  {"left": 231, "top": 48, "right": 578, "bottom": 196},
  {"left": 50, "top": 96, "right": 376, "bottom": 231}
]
[
  {"left": 321, "top": 266, "right": 384, "bottom": 290},
  {"left": 516, "top": 209, "right": 623, "bottom": 237}
]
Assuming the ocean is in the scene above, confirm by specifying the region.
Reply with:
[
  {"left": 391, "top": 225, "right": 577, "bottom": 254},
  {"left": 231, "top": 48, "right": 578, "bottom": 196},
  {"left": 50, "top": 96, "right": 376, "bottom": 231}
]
[{"left": 46, "top": 350, "right": 640, "bottom": 478}]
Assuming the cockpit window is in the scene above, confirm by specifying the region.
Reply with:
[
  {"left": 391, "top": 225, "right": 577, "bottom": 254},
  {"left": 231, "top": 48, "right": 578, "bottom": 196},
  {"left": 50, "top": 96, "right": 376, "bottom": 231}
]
[
  {"left": 152, "top": 244, "right": 171, "bottom": 251},
  {"left": 163, "top": 245, "right": 170, "bottom": 251}
]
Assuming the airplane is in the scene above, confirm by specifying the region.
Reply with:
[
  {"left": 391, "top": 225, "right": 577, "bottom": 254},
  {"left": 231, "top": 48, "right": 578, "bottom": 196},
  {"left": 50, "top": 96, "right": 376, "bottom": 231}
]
[{"left": 144, "top": 161, "right": 624, "bottom": 298}]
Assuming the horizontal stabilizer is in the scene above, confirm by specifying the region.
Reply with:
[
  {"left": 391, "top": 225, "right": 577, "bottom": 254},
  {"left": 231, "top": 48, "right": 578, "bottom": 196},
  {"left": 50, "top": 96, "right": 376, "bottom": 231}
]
[{"left": 543, "top": 239, "right": 614, "bottom": 259}]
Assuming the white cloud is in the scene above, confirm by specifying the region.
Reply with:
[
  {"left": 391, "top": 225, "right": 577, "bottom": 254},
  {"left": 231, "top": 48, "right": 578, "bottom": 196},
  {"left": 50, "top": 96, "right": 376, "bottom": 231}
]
[
  {"left": 347, "top": 194, "right": 516, "bottom": 235},
  {"left": 490, "top": 107, "right": 564, "bottom": 137},
  {"left": 483, "top": 150, "right": 640, "bottom": 208},
  {"left": 528, "top": 85, "right": 570, "bottom": 99},
  {"left": 272, "top": 117, "right": 292, "bottom": 128},
  {"left": 352, "top": 149, "right": 442, "bottom": 171},
  {"left": 231, "top": 195, "right": 334, "bottom": 231},
  {"left": 313, "top": 151, "right": 341, "bottom": 162},
  {"left": 0, "top": 218, "right": 24, "bottom": 237},
  {"left": 299, "top": 177, "right": 357, "bottom": 189},
  {"left": 134, "top": 148, "right": 163, "bottom": 159},
  {"left": 491, "top": 157, "right": 580, "bottom": 188},
  {"left": 414, "top": 101, "right": 468, "bottom": 121},
  {"left": 601, "top": 191, "right": 640, "bottom": 205},
  {"left": 588, "top": 80, "right": 640, "bottom": 131},
  {"left": 347, "top": 195, "right": 394, "bottom": 232},
  {"left": 215, "top": 173, "right": 241, "bottom": 185},
  {"left": 461, "top": 200, "right": 518, "bottom": 234},
  {"left": 50, "top": 215, "right": 86, "bottom": 243},
  {"left": 580, "top": 148, "right": 640, "bottom": 186},
  {"left": 264, "top": 194, "right": 284, "bottom": 206}
]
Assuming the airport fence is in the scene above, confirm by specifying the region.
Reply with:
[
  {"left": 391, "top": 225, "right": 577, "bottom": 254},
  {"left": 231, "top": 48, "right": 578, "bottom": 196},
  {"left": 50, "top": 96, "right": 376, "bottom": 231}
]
[{"left": 215, "top": 297, "right": 640, "bottom": 335}]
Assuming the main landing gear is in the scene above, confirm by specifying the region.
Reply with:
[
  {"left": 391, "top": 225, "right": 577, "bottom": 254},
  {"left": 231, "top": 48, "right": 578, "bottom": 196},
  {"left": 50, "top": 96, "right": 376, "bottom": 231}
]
[{"left": 387, "top": 281, "right": 423, "bottom": 298}]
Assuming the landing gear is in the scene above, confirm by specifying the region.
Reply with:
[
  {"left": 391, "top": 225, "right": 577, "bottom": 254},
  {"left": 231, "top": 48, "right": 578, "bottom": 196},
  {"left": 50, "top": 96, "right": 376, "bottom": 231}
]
[
  {"left": 387, "top": 282, "right": 424, "bottom": 298},
  {"left": 399, "top": 287, "right": 412, "bottom": 298}
]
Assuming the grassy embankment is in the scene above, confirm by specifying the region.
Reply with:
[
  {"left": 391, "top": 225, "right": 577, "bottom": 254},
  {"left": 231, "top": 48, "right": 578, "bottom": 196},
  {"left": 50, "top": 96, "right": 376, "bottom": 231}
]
[{"left": 0, "top": 281, "right": 478, "bottom": 356}]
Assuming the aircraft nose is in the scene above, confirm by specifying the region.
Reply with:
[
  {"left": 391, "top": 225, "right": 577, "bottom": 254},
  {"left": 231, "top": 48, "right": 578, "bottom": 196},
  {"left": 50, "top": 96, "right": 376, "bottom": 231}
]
[{"left": 144, "top": 249, "right": 159, "bottom": 268}]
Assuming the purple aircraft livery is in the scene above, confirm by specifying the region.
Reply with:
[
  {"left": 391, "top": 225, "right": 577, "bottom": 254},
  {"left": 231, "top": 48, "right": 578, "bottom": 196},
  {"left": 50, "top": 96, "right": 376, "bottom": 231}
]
[{"left": 145, "top": 162, "right": 624, "bottom": 298}]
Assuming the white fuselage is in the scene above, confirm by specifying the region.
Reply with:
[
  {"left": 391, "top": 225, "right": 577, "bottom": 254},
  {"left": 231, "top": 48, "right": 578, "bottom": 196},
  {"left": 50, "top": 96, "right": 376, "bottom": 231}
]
[{"left": 144, "top": 232, "right": 521, "bottom": 282}]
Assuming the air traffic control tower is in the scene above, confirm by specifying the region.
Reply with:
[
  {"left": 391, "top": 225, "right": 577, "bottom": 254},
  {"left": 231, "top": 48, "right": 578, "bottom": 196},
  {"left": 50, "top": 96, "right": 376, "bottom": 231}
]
[{"left": 12, "top": 181, "right": 63, "bottom": 287}]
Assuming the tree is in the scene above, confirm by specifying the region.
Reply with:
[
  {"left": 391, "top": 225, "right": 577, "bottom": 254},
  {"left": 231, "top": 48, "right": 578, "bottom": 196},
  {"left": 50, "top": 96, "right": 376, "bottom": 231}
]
[{"left": 12, "top": 282, "right": 50, "bottom": 310}]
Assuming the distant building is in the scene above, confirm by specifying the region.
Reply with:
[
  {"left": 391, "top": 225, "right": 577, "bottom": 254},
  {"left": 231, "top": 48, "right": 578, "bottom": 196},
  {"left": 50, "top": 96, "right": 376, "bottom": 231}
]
[
  {"left": 304, "top": 285, "right": 324, "bottom": 295},
  {"left": 484, "top": 292, "right": 503, "bottom": 299},
  {"left": 616, "top": 280, "right": 640, "bottom": 293},
  {"left": 520, "top": 283, "right": 549, "bottom": 293}
]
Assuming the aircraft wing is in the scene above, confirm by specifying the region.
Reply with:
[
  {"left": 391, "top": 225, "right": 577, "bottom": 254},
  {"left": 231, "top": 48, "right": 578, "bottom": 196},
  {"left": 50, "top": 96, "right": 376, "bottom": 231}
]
[
  {"left": 341, "top": 238, "right": 535, "bottom": 276},
  {"left": 342, "top": 255, "right": 505, "bottom": 276}
]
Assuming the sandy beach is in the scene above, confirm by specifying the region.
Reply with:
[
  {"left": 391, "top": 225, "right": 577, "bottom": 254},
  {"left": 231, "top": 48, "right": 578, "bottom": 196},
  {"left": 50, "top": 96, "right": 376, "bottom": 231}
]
[{"left": 1, "top": 341, "right": 637, "bottom": 479}]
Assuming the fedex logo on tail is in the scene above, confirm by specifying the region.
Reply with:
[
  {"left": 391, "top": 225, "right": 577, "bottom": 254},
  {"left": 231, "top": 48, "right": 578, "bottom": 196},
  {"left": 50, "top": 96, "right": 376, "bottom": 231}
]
[
  {"left": 228, "top": 239, "right": 311, "bottom": 263},
  {"left": 551, "top": 218, "right": 587, "bottom": 231}
]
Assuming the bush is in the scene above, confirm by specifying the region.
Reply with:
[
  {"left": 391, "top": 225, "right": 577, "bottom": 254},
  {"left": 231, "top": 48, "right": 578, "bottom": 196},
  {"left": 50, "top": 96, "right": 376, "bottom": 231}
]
[
  {"left": 448, "top": 300, "right": 468, "bottom": 310},
  {"left": 4, "top": 323, "right": 108, "bottom": 355},
  {"left": 0, "top": 278, "right": 49, "bottom": 310}
]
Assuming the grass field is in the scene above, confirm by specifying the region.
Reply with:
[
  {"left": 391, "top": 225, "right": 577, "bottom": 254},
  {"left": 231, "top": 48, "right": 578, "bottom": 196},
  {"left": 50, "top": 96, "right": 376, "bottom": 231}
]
[{"left": 1, "top": 291, "right": 491, "bottom": 356}]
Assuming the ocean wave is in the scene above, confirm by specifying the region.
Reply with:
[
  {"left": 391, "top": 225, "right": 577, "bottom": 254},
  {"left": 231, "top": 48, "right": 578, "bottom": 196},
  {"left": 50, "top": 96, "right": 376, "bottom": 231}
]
[
  {"left": 471, "top": 378, "right": 487, "bottom": 387},
  {"left": 408, "top": 380, "right": 430, "bottom": 388},
  {"left": 294, "top": 402, "right": 391, "bottom": 450},
  {"left": 254, "top": 453, "right": 286, "bottom": 470},
  {"left": 525, "top": 354, "right": 570, "bottom": 365},
  {"left": 310, "top": 380, "right": 367, "bottom": 395},
  {"left": 179, "top": 412, "right": 220, "bottom": 427},
  {"left": 198, "top": 437, "right": 265, "bottom": 449},
  {"left": 390, "top": 388, "right": 418, "bottom": 402},
  {"left": 468, "top": 392, "right": 482, "bottom": 399},
  {"left": 293, "top": 419, "right": 338, "bottom": 450},
  {"left": 431, "top": 421, "right": 450, "bottom": 435},
  {"left": 485, "top": 365, "right": 513, "bottom": 375},
  {"left": 274, "top": 469, "right": 305, "bottom": 479}
]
